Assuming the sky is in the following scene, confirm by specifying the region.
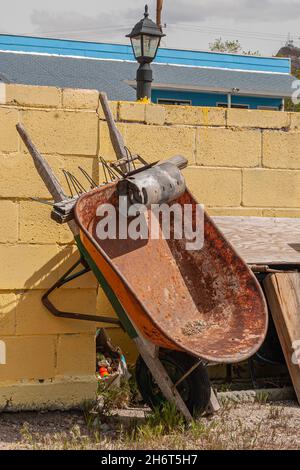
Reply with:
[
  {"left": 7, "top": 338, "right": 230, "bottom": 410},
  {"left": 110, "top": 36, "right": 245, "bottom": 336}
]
[{"left": 1, "top": 0, "right": 300, "bottom": 56}]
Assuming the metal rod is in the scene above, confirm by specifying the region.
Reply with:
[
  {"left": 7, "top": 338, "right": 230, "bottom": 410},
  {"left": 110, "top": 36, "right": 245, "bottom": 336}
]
[
  {"left": 100, "top": 156, "right": 119, "bottom": 181},
  {"left": 101, "top": 158, "right": 109, "bottom": 183},
  {"left": 78, "top": 166, "right": 98, "bottom": 189},
  {"left": 227, "top": 92, "right": 232, "bottom": 109},
  {"left": 62, "top": 169, "right": 74, "bottom": 197},
  {"left": 171, "top": 360, "right": 202, "bottom": 391},
  {"left": 66, "top": 171, "right": 87, "bottom": 195},
  {"left": 249, "top": 264, "right": 296, "bottom": 273},
  {"left": 42, "top": 258, "right": 121, "bottom": 326}
]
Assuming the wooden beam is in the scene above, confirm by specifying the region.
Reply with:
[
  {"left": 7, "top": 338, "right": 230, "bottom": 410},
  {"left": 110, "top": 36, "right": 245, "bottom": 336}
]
[
  {"left": 16, "top": 123, "right": 79, "bottom": 236},
  {"left": 16, "top": 123, "right": 67, "bottom": 203},
  {"left": 156, "top": 0, "right": 163, "bottom": 28},
  {"left": 263, "top": 273, "right": 300, "bottom": 404},
  {"left": 99, "top": 92, "right": 126, "bottom": 161},
  {"left": 207, "top": 388, "right": 221, "bottom": 414},
  {"left": 99, "top": 92, "right": 133, "bottom": 173},
  {"left": 134, "top": 336, "right": 193, "bottom": 421}
]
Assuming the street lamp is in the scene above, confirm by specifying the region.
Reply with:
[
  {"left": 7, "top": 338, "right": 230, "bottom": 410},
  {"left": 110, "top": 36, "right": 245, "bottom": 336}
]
[
  {"left": 227, "top": 88, "right": 240, "bottom": 108},
  {"left": 127, "top": 5, "right": 165, "bottom": 101}
]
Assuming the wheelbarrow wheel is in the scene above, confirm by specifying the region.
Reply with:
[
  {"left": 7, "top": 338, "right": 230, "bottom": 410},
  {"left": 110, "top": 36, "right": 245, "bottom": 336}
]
[{"left": 135, "top": 349, "right": 211, "bottom": 417}]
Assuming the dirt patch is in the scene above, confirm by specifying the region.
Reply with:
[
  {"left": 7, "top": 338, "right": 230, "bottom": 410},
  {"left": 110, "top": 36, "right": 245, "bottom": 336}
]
[
  {"left": 0, "top": 410, "right": 87, "bottom": 450},
  {"left": 0, "top": 400, "right": 300, "bottom": 450},
  {"left": 182, "top": 319, "right": 208, "bottom": 336}
]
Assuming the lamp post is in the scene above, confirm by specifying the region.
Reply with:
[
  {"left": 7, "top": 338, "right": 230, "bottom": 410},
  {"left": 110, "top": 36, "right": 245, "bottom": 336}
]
[
  {"left": 228, "top": 88, "right": 240, "bottom": 108},
  {"left": 127, "top": 5, "right": 165, "bottom": 102}
]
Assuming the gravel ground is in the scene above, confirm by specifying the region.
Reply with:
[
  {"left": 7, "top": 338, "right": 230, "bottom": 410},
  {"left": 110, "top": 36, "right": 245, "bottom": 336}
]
[
  {"left": 0, "top": 410, "right": 87, "bottom": 450},
  {"left": 0, "top": 401, "right": 300, "bottom": 450}
]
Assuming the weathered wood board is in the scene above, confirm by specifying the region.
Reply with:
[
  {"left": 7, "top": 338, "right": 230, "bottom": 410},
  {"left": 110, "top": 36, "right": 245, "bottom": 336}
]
[
  {"left": 213, "top": 216, "right": 300, "bottom": 265},
  {"left": 263, "top": 273, "right": 300, "bottom": 404}
]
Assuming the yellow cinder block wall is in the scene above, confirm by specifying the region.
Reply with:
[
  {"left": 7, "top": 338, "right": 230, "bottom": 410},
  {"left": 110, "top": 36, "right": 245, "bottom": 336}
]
[{"left": 1, "top": 83, "right": 300, "bottom": 410}]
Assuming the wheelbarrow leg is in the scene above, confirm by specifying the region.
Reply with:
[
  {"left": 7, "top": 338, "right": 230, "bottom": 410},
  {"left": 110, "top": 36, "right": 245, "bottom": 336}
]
[
  {"left": 207, "top": 388, "right": 220, "bottom": 414},
  {"left": 133, "top": 335, "right": 193, "bottom": 422}
]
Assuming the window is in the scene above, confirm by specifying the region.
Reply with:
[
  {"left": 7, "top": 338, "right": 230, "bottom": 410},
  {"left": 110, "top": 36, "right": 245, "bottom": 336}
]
[
  {"left": 157, "top": 98, "right": 192, "bottom": 106},
  {"left": 257, "top": 106, "right": 279, "bottom": 111},
  {"left": 217, "top": 103, "right": 249, "bottom": 109}
]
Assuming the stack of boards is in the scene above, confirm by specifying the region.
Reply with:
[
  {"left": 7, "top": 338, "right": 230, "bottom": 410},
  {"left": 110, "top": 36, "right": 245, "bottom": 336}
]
[
  {"left": 264, "top": 274, "right": 300, "bottom": 403},
  {"left": 214, "top": 216, "right": 300, "bottom": 403}
]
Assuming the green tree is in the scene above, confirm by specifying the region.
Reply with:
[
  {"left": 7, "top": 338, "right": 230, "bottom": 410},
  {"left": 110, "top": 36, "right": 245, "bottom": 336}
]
[
  {"left": 277, "top": 50, "right": 300, "bottom": 111},
  {"left": 209, "top": 37, "right": 260, "bottom": 56},
  {"left": 284, "top": 78, "right": 300, "bottom": 112}
]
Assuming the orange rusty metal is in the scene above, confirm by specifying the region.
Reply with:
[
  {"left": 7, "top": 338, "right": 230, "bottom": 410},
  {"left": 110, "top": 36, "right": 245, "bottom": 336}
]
[{"left": 74, "top": 183, "right": 268, "bottom": 364}]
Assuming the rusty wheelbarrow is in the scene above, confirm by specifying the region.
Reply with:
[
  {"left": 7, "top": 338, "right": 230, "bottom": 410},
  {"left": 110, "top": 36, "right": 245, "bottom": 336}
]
[
  {"left": 16, "top": 94, "right": 268, "bottom": 421},
  {"left": 73, "top": 180, "right": 268, "bottom": 416},
  {"left": 75, "top": 183, "right": 267, "bottom": 363}
]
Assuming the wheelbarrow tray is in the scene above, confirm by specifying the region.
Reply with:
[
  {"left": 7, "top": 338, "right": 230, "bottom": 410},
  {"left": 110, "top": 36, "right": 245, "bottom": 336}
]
[{"left": 74, "top": 183, "right": 268, "bottom": 364}]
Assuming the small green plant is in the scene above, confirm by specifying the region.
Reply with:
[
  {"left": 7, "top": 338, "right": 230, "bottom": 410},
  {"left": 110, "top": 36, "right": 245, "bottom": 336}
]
[
  {"left": 268, "top": 406, "right": 283, "bottom": 420},
  {"left": 148, "top": 401, "right": 185, "bottom": 433},
  {"left": 254, "top": 391, "right": 269, "bottom": 404},
  {"left": 20, "top": 423, "right": 34, "bottom": 446},
  {"left": 218, "top": 396, "right": 238, "bottom": 411},
  {"left": 127, "top": 367, "right": 140, "bottom": 405},
  {"left": 189, "top": 419, "right": 217, "bottom": 439},
  {"left": 84, "top": 378, "right": 132, "bottom": 434},
  {"left": 97, "top": 378, "right": 131, "bottom": 413},
  {"left": 132, "top": 401, "right": 186, "bottom": 441},
  {"left": 217, "top": 382, "right": 232, "bottom": 393}
]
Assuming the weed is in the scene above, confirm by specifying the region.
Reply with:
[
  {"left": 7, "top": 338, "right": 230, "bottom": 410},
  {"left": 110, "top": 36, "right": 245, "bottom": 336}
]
[
  {"left": 218, "top": 396, "right": 239, "bottom": 411},
  {"left": 189, "top": 418, "right": 218, "bottom": 440},
  {"left": 217, "top": 383, "right": 233, "bottom": 392},
  {"left": 127, "top": 366, "right": 140, "bottom": 405},
  {"left": 130, "top": 401, "right": 185, "bottom": 441},
  {"left": 8, "top": 400, "right": 299, "bottom": 450},
  {"left": 268, "top": 405, "right": 283, "bottom": 420},
  {"left": 254, "top": 391, "right": 269, "bottom": 404},
  {"left": 98, "top": 379, "right": 132, "bottom": 412},
  {"left": 20, "top": 423, "right": 34, "bottom": 447}
]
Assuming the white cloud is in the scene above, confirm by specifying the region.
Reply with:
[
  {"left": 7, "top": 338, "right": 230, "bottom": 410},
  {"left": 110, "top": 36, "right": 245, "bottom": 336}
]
[
  {"left": 164, "top": 0, "right": 300, "bottom": 23},
  {"left": 0, "top": 0, "right": 299, "bottom": 55},
  {"left": 29, "top": 0, "right": 300, "bottom": 40}
]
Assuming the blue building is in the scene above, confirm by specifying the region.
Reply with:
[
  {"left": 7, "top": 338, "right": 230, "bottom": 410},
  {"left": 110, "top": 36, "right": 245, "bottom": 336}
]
[{"left": 0, "top": 34, "right": 295, "bottom": 110}]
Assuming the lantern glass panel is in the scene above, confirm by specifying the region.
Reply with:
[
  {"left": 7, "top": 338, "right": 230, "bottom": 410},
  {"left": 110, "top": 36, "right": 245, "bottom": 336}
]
[
  {"left": 131, "top": 36, "right": 142, "bottom": 59},
  {"left": 143, "top": 35, "right": 160, "bottom": 59}
]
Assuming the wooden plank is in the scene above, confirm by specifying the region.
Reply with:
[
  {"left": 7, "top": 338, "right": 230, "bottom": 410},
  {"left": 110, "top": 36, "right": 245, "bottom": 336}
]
[
  {"left": 134, "top": 335, "right": 219, "bottom": 419},
  {"left": 207, "top": 388, "right": 221, "bottom": 415},
  {"left": 213, "top": 216, "right": 300, "bottom": 265},
  {"left": 99, "top": 92, "right": 126, "bottom": 161},
  {"left": 134, "top": 336, "right": 193, "bottom": 421},
  {"left": 99, "top": 91, "right": 127, "bottom": 161},
  {"left": 16, "top": 123, "right": 79, "bottom": 236},
  {"left": 263, "top": 273, "right": 300, "bottom": 404},
  {"left": 16, "top": 123, "right": 67, "bottom": 203},
  {"left": 99, "top": 92, "right": 134, "bottom": 173},
  {"left": 156, "top": 0, "right": 163, "bottom": 28}
]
